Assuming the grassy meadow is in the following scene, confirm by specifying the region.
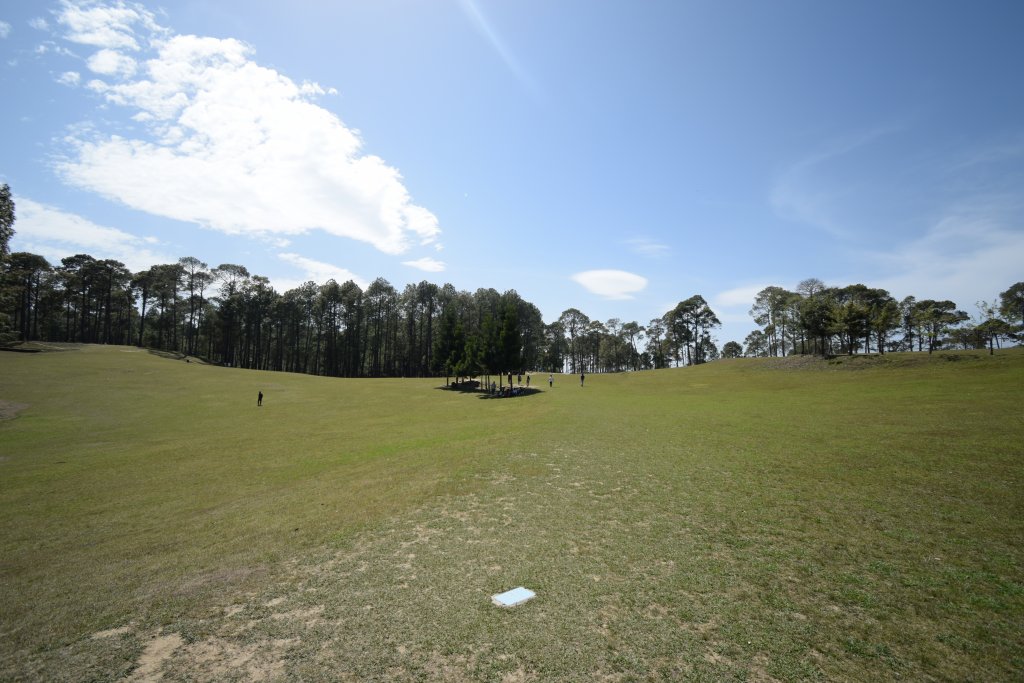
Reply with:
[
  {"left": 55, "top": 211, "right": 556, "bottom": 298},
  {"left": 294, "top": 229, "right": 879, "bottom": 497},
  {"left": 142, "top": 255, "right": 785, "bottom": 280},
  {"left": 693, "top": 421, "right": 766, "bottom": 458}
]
[{"left": 1, "top": 344, "right": 1022, "bottom": 681}]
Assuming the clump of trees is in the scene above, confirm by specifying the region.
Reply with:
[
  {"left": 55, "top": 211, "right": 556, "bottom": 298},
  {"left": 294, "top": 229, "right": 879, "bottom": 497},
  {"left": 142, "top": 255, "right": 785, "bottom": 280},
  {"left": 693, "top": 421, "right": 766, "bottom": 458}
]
[
  {"left": 547, "top": 295, "right": 721, "bottom": 374},
  {"left": 742, "top": 279, "right": 1022, "bottom": 357},
  {"left": 0, "top": 183, "right": 19, "bottom": 342}
]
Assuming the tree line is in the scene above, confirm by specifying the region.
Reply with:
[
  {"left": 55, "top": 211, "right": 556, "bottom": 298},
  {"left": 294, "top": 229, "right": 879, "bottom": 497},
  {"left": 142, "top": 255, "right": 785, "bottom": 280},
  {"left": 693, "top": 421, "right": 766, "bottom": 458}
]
[
  {"left": 0, "top": 247, "right": 727, "bottom": 377},
  {"left": 1, "top": 185, "right": 1020, "bottom": 375},
  {"left": 0, "top": 249, "right": 540, "bottom": 380},
  {"left": 738, "top": 279, "right": 1023, "bottom": 358}
]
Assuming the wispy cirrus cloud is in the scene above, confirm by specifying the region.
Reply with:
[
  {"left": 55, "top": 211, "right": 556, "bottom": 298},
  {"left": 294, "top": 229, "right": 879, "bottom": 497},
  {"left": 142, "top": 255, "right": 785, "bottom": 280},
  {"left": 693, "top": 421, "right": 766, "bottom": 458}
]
[
  {"left": 868, "top": 195, "right": 1024, "bottom": 306},
  {"left": 12, "top": 196, "right": 171, "bottom": 271},
  {"left": 52, "top": 1, "right": 440, "bottom": 256},
  {"left": 772, "top": 124, "right": 1024, "bottom": 308},
  {"left": 769, "top": 125, "right": 901, "bottom": 238},
  {"left": 571, "top": 269, "right": 648, "bottom": 300},
  {"left": 625, "top": 237, "right": 670, "bottom": 258}
]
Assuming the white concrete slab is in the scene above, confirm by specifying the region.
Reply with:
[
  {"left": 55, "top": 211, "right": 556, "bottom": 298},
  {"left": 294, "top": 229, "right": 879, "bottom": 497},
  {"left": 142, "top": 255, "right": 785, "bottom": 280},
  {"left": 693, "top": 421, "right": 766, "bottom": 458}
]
[{"left": 491, "top": 586, "right": 536, "bottom": 607}]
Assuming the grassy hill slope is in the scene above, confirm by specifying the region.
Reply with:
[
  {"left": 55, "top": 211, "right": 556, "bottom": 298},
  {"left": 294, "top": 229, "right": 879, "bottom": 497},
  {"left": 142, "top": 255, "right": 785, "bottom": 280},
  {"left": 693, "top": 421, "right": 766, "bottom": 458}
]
[{"left": 1, "top": 345, "right": 1022, "bottom": 680}]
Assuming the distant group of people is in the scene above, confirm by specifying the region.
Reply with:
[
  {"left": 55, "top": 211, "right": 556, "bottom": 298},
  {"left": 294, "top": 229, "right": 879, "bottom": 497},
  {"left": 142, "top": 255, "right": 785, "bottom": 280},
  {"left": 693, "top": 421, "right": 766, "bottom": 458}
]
[
  {"left": 507, "top": 372, "right": 533, "bottom": 387},
  {"left": 258, "top": 369, "right": 588, "bottom": 407},
  {"left": 486, "top": 371, "right": 542, "bottom": 398},
  {"left": 501, "top": 371, "right": 587, "bottom": 387},
  {"left": 493, "top": 383, "right": 525, "bottom": 397},
  {"left": 484, "top": 370, "right": 587, "bottom": 396}
]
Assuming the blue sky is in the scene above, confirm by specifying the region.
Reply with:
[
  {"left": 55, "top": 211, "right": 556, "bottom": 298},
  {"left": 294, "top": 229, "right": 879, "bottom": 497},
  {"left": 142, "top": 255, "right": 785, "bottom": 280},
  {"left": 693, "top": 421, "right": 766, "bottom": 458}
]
[{"left": 2, "top": 0, "right": 1022, "bottom": 347}]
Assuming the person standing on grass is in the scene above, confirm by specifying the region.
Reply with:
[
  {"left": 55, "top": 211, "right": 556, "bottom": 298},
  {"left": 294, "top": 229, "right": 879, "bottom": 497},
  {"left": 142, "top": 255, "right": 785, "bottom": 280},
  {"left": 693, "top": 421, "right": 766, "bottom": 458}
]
[
  {"left": 548, "top": 374, "right": 553, "bottom": 388},
  {"left": 580, "top": 372, "right": 585, "bottom": 387},
  {"left": 527, "top": 373, "right": 531, "bottom": 387},
  {"left": 258, "top": 391, "right": 263, "bottom": 407}
]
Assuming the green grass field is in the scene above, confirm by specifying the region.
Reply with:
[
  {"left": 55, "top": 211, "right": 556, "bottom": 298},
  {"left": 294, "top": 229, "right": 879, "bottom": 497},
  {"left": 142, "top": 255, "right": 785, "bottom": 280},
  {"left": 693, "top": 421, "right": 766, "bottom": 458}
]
[{"left": 1, "top": 345, "right": 1022, "bottom": 681}]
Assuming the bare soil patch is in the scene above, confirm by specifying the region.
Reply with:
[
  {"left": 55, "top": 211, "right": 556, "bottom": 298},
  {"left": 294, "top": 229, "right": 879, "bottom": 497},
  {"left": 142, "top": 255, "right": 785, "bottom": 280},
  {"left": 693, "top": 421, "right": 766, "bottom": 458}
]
[
  {"left": 0, "top": 400, "right": 28, "bottom": 421},
  {"left": 127, "top": 633, "right": 184, "bottom": 682}
]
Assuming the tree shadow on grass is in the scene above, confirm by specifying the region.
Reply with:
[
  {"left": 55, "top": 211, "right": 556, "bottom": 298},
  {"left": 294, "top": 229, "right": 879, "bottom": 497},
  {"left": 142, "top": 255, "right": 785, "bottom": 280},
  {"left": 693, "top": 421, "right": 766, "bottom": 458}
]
[
  {"left": 477, "top": 386, "right": 542, "bottom": 400},
  {"left": 146, "top": 349, "right": 213, "bottom": 364},
  {"left": 434, "top": 381, "right": 543, "bottom": 400},
  {"left": 438, "top": 380, "right": 483, "bottom": 392},
  {"left": 0, "top": 341, "right": 82, "bottom": 353},
  {"left": 147, "top": 349, "right": 189, "bottom": 361}
]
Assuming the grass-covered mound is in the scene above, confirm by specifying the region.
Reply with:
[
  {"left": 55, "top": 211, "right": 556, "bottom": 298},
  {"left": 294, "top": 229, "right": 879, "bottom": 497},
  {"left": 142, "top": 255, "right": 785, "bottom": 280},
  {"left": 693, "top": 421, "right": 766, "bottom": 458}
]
[{"left": 1, "top": 345, "right": 1022, "bottom": 680}]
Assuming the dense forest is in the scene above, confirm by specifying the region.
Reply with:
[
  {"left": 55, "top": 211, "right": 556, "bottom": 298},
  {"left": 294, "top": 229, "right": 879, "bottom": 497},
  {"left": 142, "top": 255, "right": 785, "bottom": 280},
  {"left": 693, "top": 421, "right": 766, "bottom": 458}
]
[{"left": 1, "top": 184, "right": 1021, "bottom": 377}]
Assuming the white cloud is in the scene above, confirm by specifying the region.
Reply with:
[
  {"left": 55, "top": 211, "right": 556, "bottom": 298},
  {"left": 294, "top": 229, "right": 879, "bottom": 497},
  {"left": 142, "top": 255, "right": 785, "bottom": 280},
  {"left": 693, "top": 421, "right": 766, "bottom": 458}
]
[
  {"left": 277, "top": 252, "right": 367, "bottom": 290},
  {"left": 299, "top": 80, "right": 337, "bottom": 97},
  {"left": 12, "top": 196, "right": 171, "bottom": 271},
  {"left": 0, "top": 21, "right": 11, "bottom": 39},
  {"left": 625, "top": 238, "right": 670, "bottom": 258},
  {"left": 86, "top": 47, "right": 136, "bottom": 77},
  {"left": 29, "top": 17, "right": 49, "bottom": 31},
  {"left": 402, "top": 256, "right": 446, "bottom": 273},
  {"left": 571, "top": 269, "right": 648, "bottom": 300},
  {"left": 35, "top": 41, "right": 76, "bottom": 57},
  {"left": 57, "top": 0, "right": 163, "bottom": 51},
  {"left": 57, "top": 71, "right": 81, "bottom": 86},
  {"left": 54, "top": 14, "right": 440, "bottom": 255}
]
